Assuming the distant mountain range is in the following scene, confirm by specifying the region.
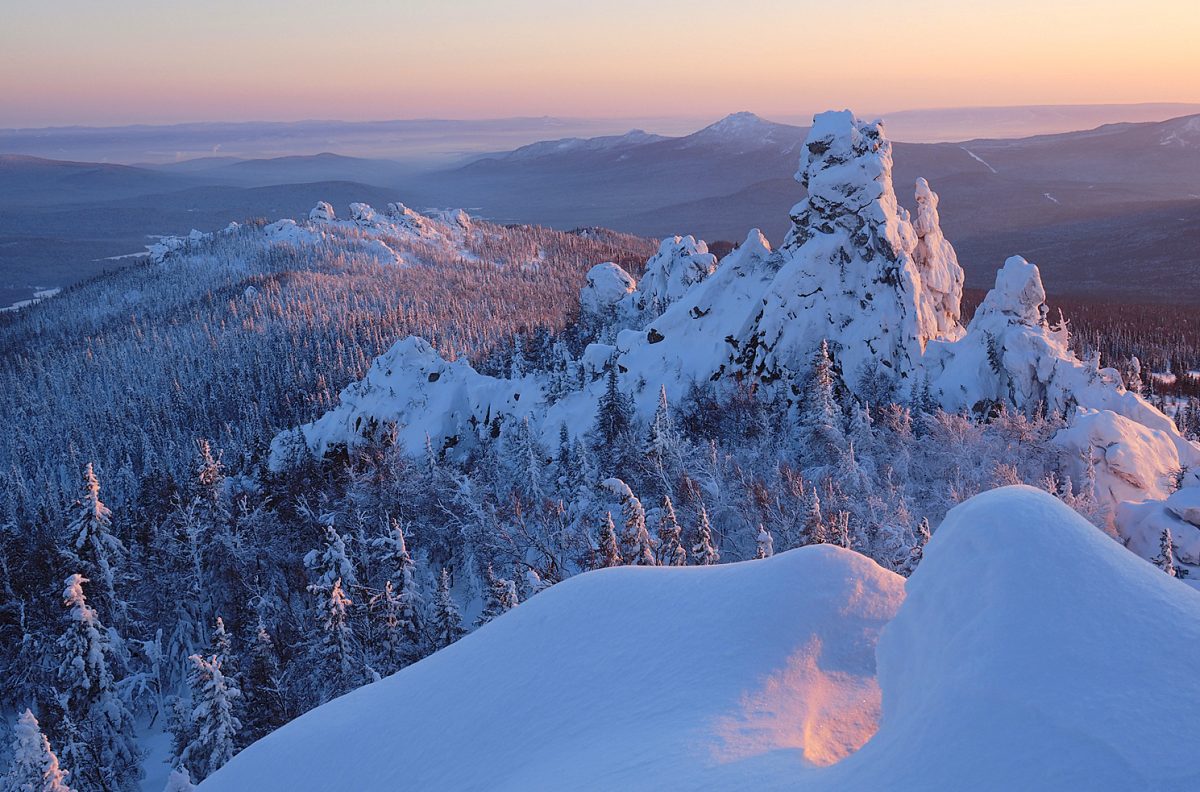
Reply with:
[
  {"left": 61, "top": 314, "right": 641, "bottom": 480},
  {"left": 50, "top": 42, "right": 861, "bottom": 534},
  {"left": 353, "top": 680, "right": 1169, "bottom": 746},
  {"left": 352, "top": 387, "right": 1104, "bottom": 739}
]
[{"left": 1, "top": 110, "right": 1198, "bottom": 307}]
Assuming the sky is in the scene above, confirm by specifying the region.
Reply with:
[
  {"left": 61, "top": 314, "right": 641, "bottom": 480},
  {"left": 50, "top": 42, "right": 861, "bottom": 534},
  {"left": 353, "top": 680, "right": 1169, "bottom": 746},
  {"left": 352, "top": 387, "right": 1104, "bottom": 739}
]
[{"left": 2, "top": 0, "right": 1198, "bottom": 127}]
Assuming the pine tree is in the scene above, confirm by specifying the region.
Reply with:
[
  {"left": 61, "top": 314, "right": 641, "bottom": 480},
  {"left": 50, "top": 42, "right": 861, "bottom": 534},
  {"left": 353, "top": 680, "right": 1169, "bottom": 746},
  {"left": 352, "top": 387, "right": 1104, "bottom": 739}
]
[
  {"left": 476, "top": 565, "right": 518, "bottom": 626},
  {"left": 828, "top": 510, "right": 852, "bottom": 549},
  {"left": 179, "top": 653, "right": 242, "bottom": 782},
  {"left": 592, "top": 365, "right": 635, "bottom": 475},
  {"left": 241, "top": 620, "right": 286, "bottom": 745},
  {"left": 3, "top": 709, "right": 74, "bottom": 792},
  {"left": 369, "top": 519, "right": 423, "bottom": 653},
  {"left": 594, "top": 513, "right": 623, "bottom": 569},
  {"left": 755, "top": 526, "right": 774, "bottom": 559},
  {"left": 655, "top": 497, "right": 687, "bottom": 567},
  {"left": 600, "top": 478, "right": 651, "bottom": 563},
  {"left": 645, "top": 385, "right": 679, "bottom": 469},
  {"left": 311, "top": 579, "right": 362, "bottom": 702},
  {"left": 798, "top": 340, "right": 846, "bottom": 466},
  {"left": 54, "top": 574, "right": 143, "bottom": 792},
  {"left": 304, "top": 523, "right": 358, "bottom": 595},
  {"left": 801, "top": 487, "right": 827, "bottom": 545},
  {"left": 431, "top": 569, "right": 465, "bottom": 650},
  {"left": 691, "top": 505, "right": 720, "bottom": 566},
  {"left": 62, "top": 463, "right": 126, "bottom": 623},
  {"left": 1152, "top": 528, "right": 1179, "bottom": 577},
  {"left": 504, "top": 416, "right": 547, "bottom": 504}
]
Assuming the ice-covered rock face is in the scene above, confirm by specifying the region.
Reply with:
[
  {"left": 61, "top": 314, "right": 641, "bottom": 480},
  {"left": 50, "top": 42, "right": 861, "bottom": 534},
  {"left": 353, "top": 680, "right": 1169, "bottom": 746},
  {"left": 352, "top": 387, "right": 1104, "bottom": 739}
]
[
  {"left": 579, "top": 262, "right": 637, "bottom": 315},
  {"left": 309, "top": 201, "right": 336, "bottom": 222}
]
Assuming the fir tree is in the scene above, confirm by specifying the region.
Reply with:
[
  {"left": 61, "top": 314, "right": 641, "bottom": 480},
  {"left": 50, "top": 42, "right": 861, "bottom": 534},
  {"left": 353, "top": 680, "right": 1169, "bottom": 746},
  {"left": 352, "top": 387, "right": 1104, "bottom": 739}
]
[
  {"left": 601, "top": 478, "right": 651, "bottom": 563},
  {"left": 592, "top": 365, "right": 636, "bottom": 475},
  {"left": 1152, "top": 528, "right": 1179, "bottom": 577},
  {"left": 179, "top": 653, "right": 242, "bottom": 782},
  {"left": 3, "top": 709, "right": 74, "bottom": 792},
  {"left": 54, "top": 574, "right": 143, "bottom": 792},
  {"left": 801, "top": 487, "right": 827, "bottom": 545},
  {"left": 594, "top": 513, "right": 623, "bottom": 569},
  {"left": 476, "top": 565, "right": 519, "bottom": 627},
  {"left": 241, "top": 620, "right": 286, "bottom": 745},
  {"left": 431, "top": 569, "right": 465, "bottom": 650},
  {"left": 798, "top": 340, "right": 846, "bottom": 466},
  {"left": 62, "top": 463, "right": 126, "bottom": 624},
  {"left": 655, "top": 497, "right": 687, "bottom": 567},
  {"left": 311, "top": 579, "right": 362, "bottom": 702},
  {"left": 369, "top": 519, "right": 423, "bottom": 652},
  {"left": 691, "top": 505, "right": 720, "bottom": 566},
  {"left": 900, "top": 517, "right": 931, "bottom": 576}
]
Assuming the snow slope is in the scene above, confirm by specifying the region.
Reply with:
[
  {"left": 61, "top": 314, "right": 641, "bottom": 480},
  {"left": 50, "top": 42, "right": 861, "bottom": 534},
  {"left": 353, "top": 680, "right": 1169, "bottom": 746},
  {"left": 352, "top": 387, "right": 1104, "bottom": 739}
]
[
  {"left": 200, "top": 486, "right": 1200, "bottom": 791},
  {"left": 201, "top": 546, "right": 905, "bottom": 790}
]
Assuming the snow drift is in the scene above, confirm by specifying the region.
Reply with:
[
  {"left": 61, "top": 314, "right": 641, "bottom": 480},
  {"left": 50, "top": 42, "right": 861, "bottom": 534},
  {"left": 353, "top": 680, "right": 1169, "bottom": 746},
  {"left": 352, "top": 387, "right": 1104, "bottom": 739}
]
[
  {"left": 200, "top": 486, "right": 1200, "bottom": 790},
  {"left": 200, "top": 545, "right": 905, "bottom": 790}
]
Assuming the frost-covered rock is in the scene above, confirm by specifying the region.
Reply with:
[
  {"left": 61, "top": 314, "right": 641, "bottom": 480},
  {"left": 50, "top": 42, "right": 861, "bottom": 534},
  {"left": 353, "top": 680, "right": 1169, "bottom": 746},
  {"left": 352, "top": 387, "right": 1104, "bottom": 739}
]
[
  {"left": 579, "top": 262, "right": 637, "bottom": 316},
  {"left": 269, "top": 336, "right": 544, "bottom": 468},
  {"left": 309, "top": 201, "right": 336, "bottom": 221},
  {"left": 633, "top": 235, "right": 717, "bottom": 313},
  {"left": 348, "top": 202, "right": 376, "bottom": 225},
  {"left": 266, "top": 109, "right": 1199, "bottom": 571},
  {"left": 911, "top": 178, "right": 965, "bottom": 341}
]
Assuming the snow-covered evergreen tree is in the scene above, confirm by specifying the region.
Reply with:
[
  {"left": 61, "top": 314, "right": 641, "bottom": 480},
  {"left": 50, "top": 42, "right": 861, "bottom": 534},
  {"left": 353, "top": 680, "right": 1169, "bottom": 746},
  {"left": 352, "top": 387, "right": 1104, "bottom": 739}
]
[
  {"left": 798, "top": 341, "right": 846, "bottom": 467},
  {"left": 53, "top": 574, "right": 142, "bottom": 792},
  {"left": 3, "top": 709, "right": 74, "bottom": 792},
  {"left": 241, "top": 620, "right": 286, "bottom": 745},
  {"left": 1152, "top": 528, "right": 1179, "bottom": 577},
  {"left": 369, "top": 519, "right": 423, "bottom": 654},
  {"left": 801, "top": 487, "right": 827, "bottom": 545},
  {"left": 900, "top": 517, "right": 931, "bottom": 576},
  {"left": 600, "top": 478, "right": 651, "bottom": 563},
  {"left": 691, "top": 506, "right": 720, "bottom": 566},
  {"left": 476, "top": 565, "right": 519, "bottom": 626},
  {"left": 431, "top": 569, "right": 465, "bottom": 650},
  {"left": 594, "top": 513, "right": 623, "bottom": 569},
  {"left": 655, "top": 497, "right": 687, "bottom": 567},
  {"left": 310, "top": 579, "right": 363, "bottom": 702},
  {"left": 62, "top": 464, "right": 126, "bottom": 623},
  {"left": 178, "top": 653, "right": 242, "bottom": 782}
]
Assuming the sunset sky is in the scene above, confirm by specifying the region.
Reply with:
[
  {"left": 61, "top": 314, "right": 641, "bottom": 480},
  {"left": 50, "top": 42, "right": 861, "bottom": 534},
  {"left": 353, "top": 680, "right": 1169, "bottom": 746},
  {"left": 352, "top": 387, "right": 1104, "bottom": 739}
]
[{"left": 3, "top": 0, "right": 1198, "bottom": 126}]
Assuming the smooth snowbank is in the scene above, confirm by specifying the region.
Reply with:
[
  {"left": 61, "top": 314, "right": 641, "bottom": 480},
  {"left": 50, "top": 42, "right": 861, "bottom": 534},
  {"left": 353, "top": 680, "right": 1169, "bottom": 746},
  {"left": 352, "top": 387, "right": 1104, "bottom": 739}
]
[
  {"left": 201, "top": 548, "right": 904, "bottom": 791},
  {"left": 203, "top": 486, "right": 1200, "bottom": 791},
  {"left": 821, "top": 485, "right": 1200, "bottom": 790}
]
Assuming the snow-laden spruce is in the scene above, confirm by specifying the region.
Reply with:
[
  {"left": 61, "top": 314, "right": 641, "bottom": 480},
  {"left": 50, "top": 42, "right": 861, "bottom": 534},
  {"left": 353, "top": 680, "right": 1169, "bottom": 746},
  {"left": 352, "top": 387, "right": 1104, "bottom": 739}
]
[
  {"left": 197, "top": 486, "right": 1200, "bottom": 791},
  {"left": 268, "top": 109, "right": 1199, "bottom": 569}
]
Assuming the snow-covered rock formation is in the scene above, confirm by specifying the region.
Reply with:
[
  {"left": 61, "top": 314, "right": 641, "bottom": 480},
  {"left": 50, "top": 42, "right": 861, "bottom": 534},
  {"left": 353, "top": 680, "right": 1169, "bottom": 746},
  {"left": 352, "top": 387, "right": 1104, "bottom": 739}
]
[
  {"left": 199, "top": 487, "right": 1200, "bottom": 791},
  {"left": 268, "top": 111, "right": 1200, "bottom": 569}
]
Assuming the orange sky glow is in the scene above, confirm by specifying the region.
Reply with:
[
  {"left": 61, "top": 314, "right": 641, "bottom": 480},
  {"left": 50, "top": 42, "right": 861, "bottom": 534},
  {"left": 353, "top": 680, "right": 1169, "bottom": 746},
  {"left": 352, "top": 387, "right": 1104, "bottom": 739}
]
[{"left": 2, "top": 0, "right": 1197, "bottom": 126}]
